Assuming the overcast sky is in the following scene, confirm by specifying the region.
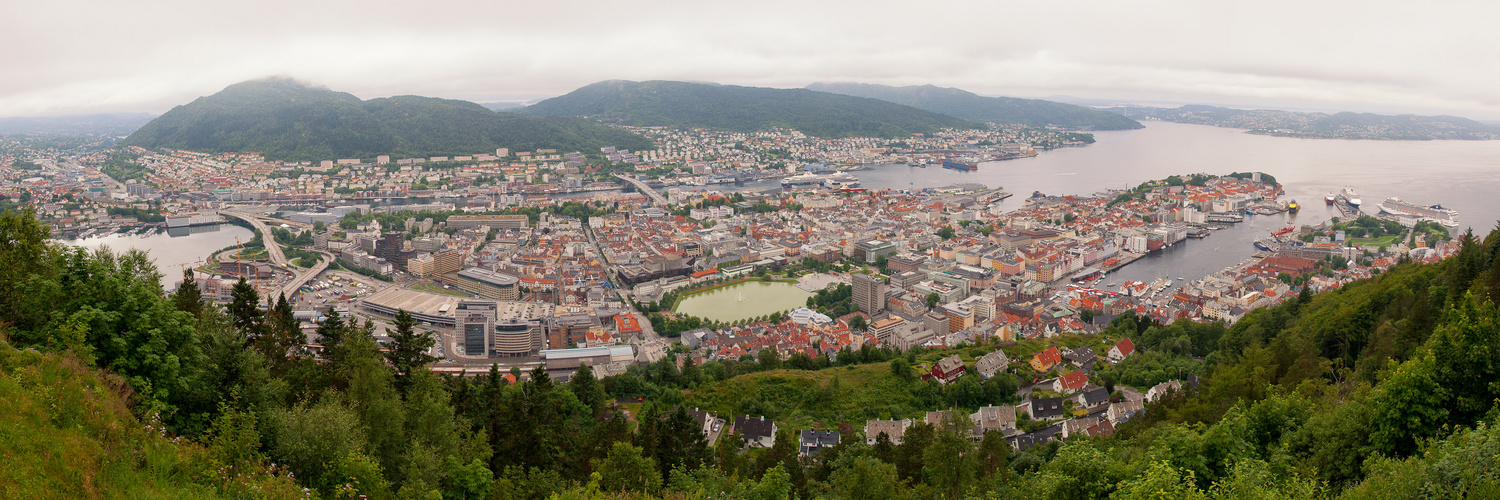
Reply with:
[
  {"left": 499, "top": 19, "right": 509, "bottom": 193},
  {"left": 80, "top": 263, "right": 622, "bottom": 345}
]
[{"left": 5, "top": 0, "right": 1499, "bottom": 119}]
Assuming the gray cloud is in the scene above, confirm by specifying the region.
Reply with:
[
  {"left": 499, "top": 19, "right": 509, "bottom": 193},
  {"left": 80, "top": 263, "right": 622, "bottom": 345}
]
[{"left": 4, "top": 0, "right": 1498, "bottom": 119}]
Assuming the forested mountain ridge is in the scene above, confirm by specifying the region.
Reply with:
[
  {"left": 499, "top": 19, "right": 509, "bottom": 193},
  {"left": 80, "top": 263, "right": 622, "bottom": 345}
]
[
  {"left": 6, "top": 200, "right": 1500, "bottom": 498},
  {"left": 1113, "top": 104, "right": 1500, "bottom": 140},
  {"left": 807, "top": 82, "right": 1145, "bottom": 131},
  {"left": 121, "top": 78, "right": 651, "bottom": 161},
  {"left": 519, "top": 80, "right": 984, "bottom": 138}
]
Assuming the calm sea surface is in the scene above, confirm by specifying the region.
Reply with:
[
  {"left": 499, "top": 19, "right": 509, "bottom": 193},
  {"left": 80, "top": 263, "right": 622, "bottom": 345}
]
[{"left": 65, "top": 224, "right": 256, "bottom": 289}]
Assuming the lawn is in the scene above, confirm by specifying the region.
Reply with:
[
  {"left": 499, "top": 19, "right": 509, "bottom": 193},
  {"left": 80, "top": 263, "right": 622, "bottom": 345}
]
[{"left": 1347, "top": 234, "right": 1400, "bottom": 247}]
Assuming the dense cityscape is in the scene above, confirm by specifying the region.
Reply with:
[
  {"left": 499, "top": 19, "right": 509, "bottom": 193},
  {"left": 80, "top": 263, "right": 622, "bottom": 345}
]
[{"left": 1, "top": 109, "right": 1469, "bottom": 494}]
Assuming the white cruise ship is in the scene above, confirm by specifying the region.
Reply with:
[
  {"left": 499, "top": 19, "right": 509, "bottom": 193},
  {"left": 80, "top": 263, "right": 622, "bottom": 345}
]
[
  {"left": 1340, "top": 187, "right": 1362, "bottom": 207},
  {"left": 1378, "top": 197, "right": 1459, "bottom": 227},
  {"left": 780, "top": 172, "right": 822, "bottom": 187}
]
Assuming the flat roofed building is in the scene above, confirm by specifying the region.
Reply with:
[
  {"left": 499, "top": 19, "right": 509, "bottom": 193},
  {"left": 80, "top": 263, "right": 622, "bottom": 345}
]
[
  {"left": 852, "top": 273, "right": 886, "bottom": 315},
  {"left": 447, "top": 214, "right": 529, "bottom": 229},
  {"left": 361, "top": 288, "right": 459, "bottom": 326},
  {"left": 448, "top": 267, "right": 521, "bottom": 300},
  {"left": 495, "top": 300, "right": 551, "bottom": 357}
]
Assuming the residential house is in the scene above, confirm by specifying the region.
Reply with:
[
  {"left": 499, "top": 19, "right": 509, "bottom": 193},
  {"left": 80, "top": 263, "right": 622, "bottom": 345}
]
[
  {"left": 1005, "top": 423, "right": 1062, "bottom": 452},
  {"left": 1074, "top": 386, "right": 1111, "bottom": 409},
  {"left": 1030, "top": 346, "right": 1062, "bottom": 372},
  {"left": 970, "top": 405, "right": 1017, "bottom": 435},
  {"left": 1029, "top": 397, "right": 1066, "bottom": 421},
  {"left": 1061, "top": 415, "right": 1105, "bottom": 439},
  {"left": 864, "top": 419, "right": 912, "bottom": 445},
  {"left": 735, "top": 416, "right": 777, "bottom": 448},
  {"left": 1053, "top": 371, "right": 1089, "bottom": 394},
  {"left": 1145, "top": 380, "right": 1183, "bottom": 402},
  {"left": 973, "top": 350, "right": 1011, "bottom": 379},
  {"left": 1062, "top": 347, "right": 1096, "bottom": 369},
  {"left": 927, "top": 354, "right": 966, "bottom": 384},
  {"left": 1107, "top": 400, "right": 1144, "bottom": 424},
  {"left": 1085, "top": 419, "right": 1115, "bottom": 438},
  {"left": 1107, "top": 338, "right": 1135, "bottom": 362},
  {"left": 799, "top": 430, "right": 841, "bottom": 457},
  {"left": 688, "top": 408, "right": 724, "bottom": 445}
]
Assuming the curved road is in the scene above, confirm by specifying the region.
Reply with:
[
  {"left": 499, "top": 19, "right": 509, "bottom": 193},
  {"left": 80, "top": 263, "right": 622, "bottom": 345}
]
[
  {"left": 219, "top": 210, "right": 334, "bottom": 301},
  {"left": 219, "top": 210, "right": 289, "bottom": 267}
]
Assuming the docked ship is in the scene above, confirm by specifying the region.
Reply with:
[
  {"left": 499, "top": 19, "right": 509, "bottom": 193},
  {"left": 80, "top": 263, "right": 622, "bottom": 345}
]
[
  {"left": 1325, "top": 192, "right": 1336, "bottom": 205},
  {"left": 1340, "top": 187, "right": 1362, "bottom": 208},
  {"left": 821, "top": 172, "right": 861, "bottom": 189},
  {"left": 780, "top": 172, "right": 822, "bottom": 187},
  {"left": 942, "top": 159, "right": 978, "bottom": 171},
  {"left": 1377, "top": 196, "right": 1460, "bottom": 227}
]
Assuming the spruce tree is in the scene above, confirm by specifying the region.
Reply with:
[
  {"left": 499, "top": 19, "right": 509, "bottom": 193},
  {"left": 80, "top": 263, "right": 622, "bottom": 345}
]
[
  {"left": 173, "top": 268, "right": 203, "bottom": 318},
  {"left": 228, "top": 277, "right": 262, "bottom": 339},
  {"left": 385, "top": 309, "right": 436, "bottom": 394}
]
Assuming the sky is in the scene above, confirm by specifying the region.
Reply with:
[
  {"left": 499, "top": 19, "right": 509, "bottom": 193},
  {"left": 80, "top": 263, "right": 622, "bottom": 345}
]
[{"left": 4, "top": 0, "right": 1500, "bottom": 120}]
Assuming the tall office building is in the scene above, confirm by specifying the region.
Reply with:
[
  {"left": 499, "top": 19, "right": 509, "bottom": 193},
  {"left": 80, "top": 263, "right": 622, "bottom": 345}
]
[
  {"left": 852, "top": 273, "right": 887, "bottom": 315},
  {"left": 455, "top": 301, "right": 496, "bottom": 357}
]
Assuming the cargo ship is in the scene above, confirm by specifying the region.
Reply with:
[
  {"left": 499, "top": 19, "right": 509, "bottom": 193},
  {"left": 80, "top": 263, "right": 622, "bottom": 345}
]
[
  {"left": 1377, "top": 196, "right": 1459, "bottom": 227},
  {"left": 942, "top": 159, "right": 978, "bottom": 171}
]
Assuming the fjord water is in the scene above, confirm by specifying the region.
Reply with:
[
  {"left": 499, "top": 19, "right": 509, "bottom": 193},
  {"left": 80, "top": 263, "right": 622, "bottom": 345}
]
[
  {"left": 67, "top": 224, "right": 256, "bottom": 289},
  {"left": 852, "top": 121, "right": 1500, "bottom": 285}
]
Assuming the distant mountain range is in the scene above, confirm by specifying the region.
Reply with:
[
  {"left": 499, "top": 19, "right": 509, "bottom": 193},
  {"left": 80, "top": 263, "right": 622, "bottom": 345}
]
[
  {"left": 1111, "top": 104, "right": 1500, "bottom": 140},
  {"left": 0, "top": 113, "right": 156, "bottom": 136},
  {"left": 806, "top": 82, "right": 1144, "bottom": 131},
  {"left": 518, "top": 80, "right": 983, "bottom": 138},
  {"left": 122, "top": 79, "right": 652, "bottom": 161}
]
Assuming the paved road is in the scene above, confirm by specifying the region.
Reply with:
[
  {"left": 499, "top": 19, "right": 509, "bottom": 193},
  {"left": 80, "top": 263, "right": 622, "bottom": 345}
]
[
  {"left": 219, "top": 210, "right": 289, "bottom": 267},
  {"left": 613, "top": 174, "right": 670, "bottom": 206}
]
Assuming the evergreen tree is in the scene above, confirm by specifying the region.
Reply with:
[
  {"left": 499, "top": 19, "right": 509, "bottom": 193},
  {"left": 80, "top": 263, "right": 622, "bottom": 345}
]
[
  {"left": 315, "top": 307, "right": 346, "bottom": 352},
  {"left": 568, "top": 364, "right": 607, "bottom": 418},
  {"left": 173, "top": 268, "right": 203, "bottom": 318},
  {"left": 385, "top": 309, "right": 437, "bottom": 394},
  {"left": 228, "top": 277, "right": 263, "bottom": 338},
  {"left": 259, "top": 293, "right": 300, "bottom": 363}
]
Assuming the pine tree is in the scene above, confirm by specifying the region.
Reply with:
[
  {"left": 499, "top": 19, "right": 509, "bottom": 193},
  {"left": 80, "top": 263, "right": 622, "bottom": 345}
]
[
  {"left": 385, "top": 309, "right": 437, "bottom": 394},
  {"left": 173, "top": 268, "right": 203, "bottom": 318}
]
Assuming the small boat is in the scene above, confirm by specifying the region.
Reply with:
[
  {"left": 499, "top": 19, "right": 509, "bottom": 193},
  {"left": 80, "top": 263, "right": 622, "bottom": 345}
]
[{"left": 1287, "top": 200, "right": 1300, "bottom": 213}]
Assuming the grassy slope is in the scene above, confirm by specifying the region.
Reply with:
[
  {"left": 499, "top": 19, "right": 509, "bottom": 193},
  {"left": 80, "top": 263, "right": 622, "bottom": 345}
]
[{"left": 0, "top": 339, "right": 296, "bottom": 499}]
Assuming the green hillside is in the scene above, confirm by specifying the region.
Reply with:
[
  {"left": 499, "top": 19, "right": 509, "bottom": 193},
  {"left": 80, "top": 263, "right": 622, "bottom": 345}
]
[
  {"left": 0, "top": 339, "right": 302, "bottom": 499},
  {"left": 807, "top": 82, "right": 1145, "bottom": 131},
  {"left": 519, "top": 80, "right": 984, "bottom": 138},
  {"left": 1116, "top": 104, "right": 1500, "bottom": 139},
  {"left": 122, "top": 78, "right": 651, "bottom": 161}
]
